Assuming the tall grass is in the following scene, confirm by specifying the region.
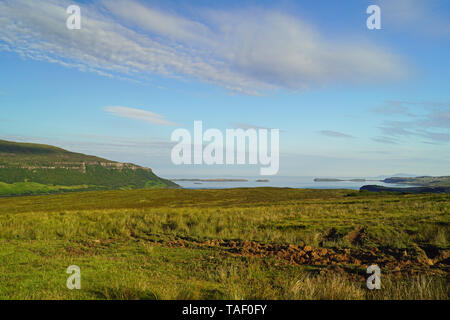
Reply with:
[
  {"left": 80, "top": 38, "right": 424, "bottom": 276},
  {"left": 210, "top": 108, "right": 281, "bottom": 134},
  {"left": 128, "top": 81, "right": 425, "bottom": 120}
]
[{"left": 0, "top": 188, "right": 448, "bottom": 300}]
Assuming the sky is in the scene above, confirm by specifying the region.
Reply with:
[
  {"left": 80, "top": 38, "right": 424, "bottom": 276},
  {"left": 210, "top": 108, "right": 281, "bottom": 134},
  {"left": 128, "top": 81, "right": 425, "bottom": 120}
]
[{"left": 0, "top": 0, "right": 449, "bottom": 178}]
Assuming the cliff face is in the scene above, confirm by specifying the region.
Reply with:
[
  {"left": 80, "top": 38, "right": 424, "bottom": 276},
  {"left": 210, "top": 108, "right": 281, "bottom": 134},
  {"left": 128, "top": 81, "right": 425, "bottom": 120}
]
[{"left": 0, "top": 140, "right": 178, "bottom": 194}]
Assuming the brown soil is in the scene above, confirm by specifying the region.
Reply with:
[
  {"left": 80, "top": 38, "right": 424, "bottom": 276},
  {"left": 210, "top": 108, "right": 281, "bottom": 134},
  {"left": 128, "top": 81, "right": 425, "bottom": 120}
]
[{"left": 149, "top": 237, "right": 448, "bottom": 278}]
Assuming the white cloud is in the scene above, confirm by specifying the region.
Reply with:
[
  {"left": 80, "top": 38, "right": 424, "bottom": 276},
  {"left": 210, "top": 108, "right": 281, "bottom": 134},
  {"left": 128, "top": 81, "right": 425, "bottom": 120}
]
[
  {"left": 0, "top": 0, "right": 408, "bottom": 94},
  {"left": 103, "top": 106, "right": 178, "bottom": 126},
  {"left": 102, "top": 0, "right": 213, "bottom": 45}
]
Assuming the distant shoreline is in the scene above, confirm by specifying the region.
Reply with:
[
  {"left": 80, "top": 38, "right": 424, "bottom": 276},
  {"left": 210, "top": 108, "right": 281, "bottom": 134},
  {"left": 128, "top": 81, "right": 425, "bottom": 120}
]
[
  {"left": 170, "top": 178, "right": 248, "bottom": 182},
  {"left": 314, "top": 178, "right": 379, "bottom": 182}
]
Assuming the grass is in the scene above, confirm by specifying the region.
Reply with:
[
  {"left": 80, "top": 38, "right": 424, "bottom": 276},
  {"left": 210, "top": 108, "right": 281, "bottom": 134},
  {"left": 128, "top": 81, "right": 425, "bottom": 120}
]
[
  {"left": 0, "top": 188, "right": 448, "bottom": 300},
  {"left": 0, "top": 181, "right": 95, "bottom": 196}
]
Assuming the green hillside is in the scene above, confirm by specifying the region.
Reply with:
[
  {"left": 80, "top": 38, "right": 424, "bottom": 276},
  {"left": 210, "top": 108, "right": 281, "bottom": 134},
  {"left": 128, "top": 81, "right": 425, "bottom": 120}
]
[{"left": 0, "top": 140, "right": 178, "bottom": 195}]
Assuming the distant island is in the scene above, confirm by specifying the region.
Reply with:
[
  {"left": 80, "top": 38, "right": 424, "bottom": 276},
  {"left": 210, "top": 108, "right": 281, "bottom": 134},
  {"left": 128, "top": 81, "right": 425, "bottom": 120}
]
[
  {"left": 382, "top": 176, "right": 450, "bottom": 187},
  {"left": 361, "top": 176, "right": 450, "bottom": 194},
  {"left": 314, "top": 175, "right": 450, "bottom": 194},
  {"left": 314, "top": 178, "right": 369, "bottom": 182},
  {"left": 171, "top": 178, "right": 270, "bottom": 183}
]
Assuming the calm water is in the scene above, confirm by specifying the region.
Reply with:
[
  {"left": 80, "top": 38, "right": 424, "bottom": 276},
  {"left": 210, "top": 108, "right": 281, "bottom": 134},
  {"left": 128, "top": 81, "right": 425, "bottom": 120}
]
[{"left": 169, "top": 176, "right": 414, "bottom": 190}]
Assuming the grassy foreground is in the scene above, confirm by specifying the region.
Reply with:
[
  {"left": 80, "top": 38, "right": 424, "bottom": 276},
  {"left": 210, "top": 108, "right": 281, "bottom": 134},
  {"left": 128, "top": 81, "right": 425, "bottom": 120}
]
[{"left": 0, "top": 188, "right": 448, "bottom": 300}]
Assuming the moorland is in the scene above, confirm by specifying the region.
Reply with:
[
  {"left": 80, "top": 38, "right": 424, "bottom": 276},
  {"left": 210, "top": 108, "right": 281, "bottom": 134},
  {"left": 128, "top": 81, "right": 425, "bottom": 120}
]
[{"left": 0, "top": 187, "right": 448, "bottom": 299}]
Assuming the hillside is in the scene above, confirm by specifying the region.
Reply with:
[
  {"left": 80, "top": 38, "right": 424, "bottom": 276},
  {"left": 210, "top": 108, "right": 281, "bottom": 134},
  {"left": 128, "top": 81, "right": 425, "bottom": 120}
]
[
  {"left": 383, "top": 176, "right": 450, "bottom": 187},
  {"left": 0, "top": 139, "right": 178, "bottom": 195}
]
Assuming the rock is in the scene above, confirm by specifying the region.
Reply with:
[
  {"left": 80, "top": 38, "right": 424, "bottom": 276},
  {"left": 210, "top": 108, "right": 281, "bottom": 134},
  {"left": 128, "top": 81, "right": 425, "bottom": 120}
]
[{"left": 304, "top": 245, "right": 312, "bottom": 252}]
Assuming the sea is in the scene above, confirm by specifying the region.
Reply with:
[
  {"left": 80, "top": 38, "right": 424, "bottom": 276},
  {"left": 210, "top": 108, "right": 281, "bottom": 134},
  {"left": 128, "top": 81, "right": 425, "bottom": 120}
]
[{"left": 169, "top": 176, "right": 415, "bottom": 190}]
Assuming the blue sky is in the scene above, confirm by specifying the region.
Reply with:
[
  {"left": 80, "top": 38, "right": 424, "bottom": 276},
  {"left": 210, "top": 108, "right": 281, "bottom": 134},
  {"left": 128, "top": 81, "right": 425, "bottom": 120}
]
[{"left": 0, "top": 0, "right": 449, "bottom": 177}]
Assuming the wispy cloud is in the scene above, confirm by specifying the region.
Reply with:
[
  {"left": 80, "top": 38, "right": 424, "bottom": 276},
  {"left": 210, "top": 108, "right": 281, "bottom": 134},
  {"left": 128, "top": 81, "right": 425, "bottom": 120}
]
[
  {"left": 371, "top": 101, "right": 415, "bottom": 116},
  {"left": 318, "top": 130, "right": 354, "bottom": 139},
  {"left": 378, "top": 0, "right": 450, "bottom": 37},
  {"left": 0, "top": 0, "right": 408, "bottom": 95},
  {"left": 103, "top": 106, "right": 178, "bottom": 126},
  {"left": 373, "top": 101, "right": 450, "bottom": 143},
  {"left": 371, "top": 136, "right": 399, "bottom": 144}
]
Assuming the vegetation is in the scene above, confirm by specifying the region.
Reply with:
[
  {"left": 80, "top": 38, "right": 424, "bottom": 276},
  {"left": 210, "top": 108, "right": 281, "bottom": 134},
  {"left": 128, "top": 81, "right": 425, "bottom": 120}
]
[
  {"left": 360, "top": 185, "right": 450, "bottom": 194},
  {"left": 383, "top": 176, "right": 450, "bottom": 187},
  {"left": 0, "top": 139, "right": 105, "bottom": 165},
  {"left": 0, "top": 188, "right": 448, "bottom": 300},
  {"left": 0, "top": 181, "right": 94, "bottom": 196},
  {"left": 0, "top": 140, "right": 178, "bottom": 195}
]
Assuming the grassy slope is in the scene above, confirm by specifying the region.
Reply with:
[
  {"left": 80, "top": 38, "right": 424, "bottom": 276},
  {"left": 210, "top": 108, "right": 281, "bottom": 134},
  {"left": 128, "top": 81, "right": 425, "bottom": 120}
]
[
  {"left": 0, "top": 140, "right": 177, "bottom": 195},
  {"left": 0, "top": 182, "right": 93, "bottom": 196},
  {"left": 0, "top": 188, "right": 448, "bottom": 300}
]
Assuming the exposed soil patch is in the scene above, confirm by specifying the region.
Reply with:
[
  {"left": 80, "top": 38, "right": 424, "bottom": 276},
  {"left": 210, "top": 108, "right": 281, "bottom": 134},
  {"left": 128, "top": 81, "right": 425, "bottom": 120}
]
[
  {"left": 345, "top": 226, "right": 368, "bottom": 245},
  {"left": 150, "top": 237, "right": 449, "bottom": 277}
]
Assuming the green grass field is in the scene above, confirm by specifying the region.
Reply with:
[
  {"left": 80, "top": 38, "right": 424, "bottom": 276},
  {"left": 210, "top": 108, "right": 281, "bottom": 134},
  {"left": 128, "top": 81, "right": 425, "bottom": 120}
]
[{"left": 0, "top": 188, "right": 448, "bottom": 300}]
